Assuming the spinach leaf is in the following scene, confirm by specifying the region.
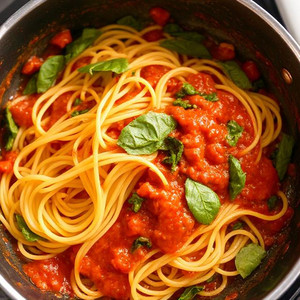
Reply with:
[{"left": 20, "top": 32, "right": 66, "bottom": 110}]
[
  {"left": 160, "top": 39, "right": 211, "bottom": 58},
  {"left": 78, "top": 58, "right": 129, "bottom": 75},
  {"left": 128, "top": 193, "right": 145, "bottom": 213},
  {"left": 185, "top": 178, "right": 221, "bottom": 225},
  {"left": 267, "top": 195, "right": 278, "bottom": 211},
  {"left": 37, "top": 55, "right": 65, "bottom": 93},
  {"left": 235, "top": 243, "right": 266, "bottom": 279},
  {"left": 220, "top": 61, "right": 252, "bottom": 90},
  {"left": 226, "top": 120, "right": 244, "bottom": 146},
  {"left": 232, "top": 222, "right": 243, "bottom": 230},
  {"left": 71, "top": 109, "right": 89, "bottom": 117},
  {"left": 173, "top": 98, "right": 197, "bottom": 109},
  {"left": 163, "top": 24, "right": 204, "bottom": 42},
  {"left": 162, "top": 137, "right": 184, "bottom": 172},
  {"left": 65, "top": 28, "right": 101, "bottom": 62},
  {"left": 15, "top": 214, "right": 42, "bottom": 242},
  {"left": 178, "top": 285, "right": 204, "bottom": 300},
  {"left": 275, "top": 133, "right": 294, "bottom": 181},
  {"left": 117, "top": 112, "right": 177, "bottom": 155},
  {"left": 229, "top": 155, "right": 246, "bottom": 200},
  {"left": 117, "top": 15, "right": 142, "bottom": 31},
  {"left": 4, "top": 107, "right": 19, "bottom": 151},
  {"left": 23, "top": 74, "right": 37, "bottom": 95},
  {"left": 131, "top": 237, "right": 152, "bottom": 253}
]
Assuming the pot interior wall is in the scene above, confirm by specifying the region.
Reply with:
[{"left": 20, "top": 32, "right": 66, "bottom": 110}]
[{"left": 0, "top": 0, "right": 299, "bottom": 299}]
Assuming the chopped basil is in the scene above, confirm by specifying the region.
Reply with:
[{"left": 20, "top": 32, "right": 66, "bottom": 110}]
[
  {"left": 78, "top": 58, "right": 129, "bottom": 75},
  {"left": 232, "top": 222, "right": 243, "bottom": 230},
  {"left": 117, "top": 112, "right": 177, "bottom": 155},
  {"left": 71, "top": 109, "right": 89, "bottom": 117},
  {"left": 117, "top": 15, "right": 142, "bottom": 31},
  {"left": 206, "top": 275, "right": 215, "bottom": 283},
  {"left": 185, "top": 178, "right": 221, "bottom": 225},
  {"left": 128, "top": 193, "right": 145, "bottom": 213},
  {"left": 226, "top": 120, "right": 244, "bottom": 147},
  {"left": 274, "top": 133, "right": 294, "bottom": 181},
  {"left": 23, "top": 74, "right": 38, "bottom": 95},
  {"left": 4, "top": 107, "right": 19, "bottom": 151},
  {"left": 267, "top": 195, "right": 278, "bottom": 211},
  {"left": 229, "top": 155, "right": 246, "bottom": 200},
  {"left": 178, "top": 285, "right": 204, "bottom": 300},
  {"left": 173, "top": 98, "right": 197, "bottom": 109},
  {"left": 220, "top": 61, "right": 252, "bottom": 90},
  {"left": 235, "top": 243, "right": 266, "bottom": 279},
  {"left": 15, "top": 214, "right": 42, "bottom": 242},
  {"left": 160, "top": 39, "right": 211, "bottom": 58},
  {"left": 131, "top": 237, "right": 152, "bottom": 252},
  {"left": 65, "top": 28, "right": 101, "bottom": 62},
  {"left": 73, "top": 98, "right": 83, "bottom": 106},
  {"left": 162, "top": 137, "right": 184, "bottom": 172},
  {"left": 37, "top": 55, "right": 65, "bottom": 93}
]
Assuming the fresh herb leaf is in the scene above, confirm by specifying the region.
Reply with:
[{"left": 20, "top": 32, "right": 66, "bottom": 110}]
[
  {"left": 267, "top": 195, "right": 278, "bottom": 211},
  {"left": 131, "top": 237, "right": 152, "bottom": 252},
  {"left": 23, "top": 74, "right": 37, "bottom": 95},
  {"left": 164, "top": 24, "right": 184, "bottom": 34},
  {"left": 202, "top": 92, "right": 218, "bottom": 102},
  {"left": 160, "top": 39, "right": 211, "bottom": 58},
  {"left": 163, "top": 24, "right": 204, "bottom": 42},
  {"left": 4, "top": 107, "right": 19, "bottom": 151},
  {"left": 37, "top": 55, "right": 65, "bottom": 93},
  {"left": 275, "top": 133, "right": 294, "bottom": 181},
  {"left": 178, "top": 285, "right": 204, "bottom": 300},
  {"left": 78, "top": 58, "right": 129, "bottom": 75},
  {"left": 173, "top": 98, "right": 197, "bottom": 109},
  {"left": 117, "top": 112, "right": 177, "bottom": 155},
  {"left": 206, "top": 275, "right": 215, "bottom": 283},
  {"left": 226, "top": 120, "right": 244, "bottom": 147},
  {"left": 65, "top": 28, "right": 101, "bottom": 62},
  {"left": 232, "top": 222, "right": 243, "bottom": 230},
  {"left": 117, "top": 15, "right": 142, "bottom": 31},
  {"left": 162, "top": 137, "right": 184, "bottom": 172},
  {"left": 128, "top": 193, "right": 145, "bottom": 213},
  {"left": 229, "top": 155, "right": 246, "bottom": 200},
  {"left": 73, "top": 98, "right": 83, "bottom": 106},
  {"left": 221, "top": 61, "right": 252, "bottom": 90},
  {"left": 252, "top": 78, "right": 265, "bottom": 92},
  {"left": 15, "top": 214, "right": 42, "bottom": 242},
  {"left": 235, "top": 243, "right": 266, "bottom": 279},
  {"left": 71, "top": 109, "right": 89, "bottom": 117},
  {"left": 185, "top": 178, "right": 221, "bottom": 225}
]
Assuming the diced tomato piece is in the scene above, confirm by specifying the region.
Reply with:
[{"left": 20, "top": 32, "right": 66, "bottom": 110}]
[
  {"left": 50, "top": 29, "right": 72, "bottom": 49},
  {"left": 242, "top": 60, "right": 261, "bottom": 81},
  {"left": 212, "top": 42, "right": 235, "bottom": 61},
  {"left": 143, "top": 29, "right": 164, "bottom": 42},
  {"left": 0, "top": 161, "right": 13, "bottom": 173},
  {"left": 21, "top": 56, "right": 43, "bottom": 75},
  {"left": 4, "top": 151, "right": 18, "bottom": 163},
  {"left": 149, "top": 7, "right": 170, "bottom": 26}
]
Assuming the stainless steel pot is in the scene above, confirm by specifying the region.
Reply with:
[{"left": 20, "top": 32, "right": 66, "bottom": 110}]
[{"left": 0, "top": 0, "right": 299, "bottom": 299}]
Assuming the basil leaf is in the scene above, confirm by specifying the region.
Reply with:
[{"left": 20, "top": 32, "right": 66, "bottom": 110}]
[
  {"left": 131, "top": 237, "right": 152, "bottom": 253},
  {"left": 235, "top": 243, "right": 266, "bottom": 279},
  {"left": 267, "top": 195, "right": 278, "bottom": 211},
  {"left": 117, "top": 15, "right": 142, "bottom": 31},
  {"left": 206, "top": 275, "right": 215, "bottom": 283},
  {"left": 178, "top": 285, "right": 204, "bottom": 300},
  {"left": 221, "top": 61, "right": 252, "bottom": 90},
  {"left": 185, "top": 178, "right": 221, "bottom": 225},
  {"left": 128, "top": 193, "right": 145, "bottom": 213},
  {"left": 202, "top": 92, "right": 218, "bottom": 102},
  {"left": 37, "top": 55, "right": 65, "bottom": 93},
  {"left": 162, "top": 137, "right": 184, "bottom": 172},
  {"left": 23, "top": 74, "right": 37, "bottom": 95},
  {"left": 4, "top": 107, "right": 19, "bottom": 151},
  {"left": 275, "top": 133, "right": 294, "bottom": 181},
  {"left": 15, "top": 214, "right": 42, "bottom": 242},
  {"left": 164, "top": 24, "right": 184, "bottom": 34},
  {"left": 163, "top": 24, "right": 204, "bottom": 42},
  {"left": 160, "top": 39, "right": 211, "bottom": 58},
  {"left": 65, "top": 28, "right": 101, "bottom": 62},
  {"left": 229, "top": 155, "right": 246, "bottom": 200},
  {"left": 117, "top": 112, "right": 177, "bottom": 155},
  {"left": 78, "top": 58, "right": 129, "bottom": 75},
  {"left": 173, "top": 98, "right": 197, "bottom": 109},
  {"left": 73, "top": 98, "right": 83, "bottom": 106},
  {"left": 226, "top": 120, "right": 244, "bottom": 147},
  {"left": 232, "top": 222, "right": 243, "bottom": 230},
  {"left": 71, "top": 109, "right": 89, "bottom": 117}
]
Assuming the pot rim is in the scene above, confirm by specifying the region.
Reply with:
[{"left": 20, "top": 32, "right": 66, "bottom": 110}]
[{"left": 0, "top": 0, "right": 299, "bottom": 299}]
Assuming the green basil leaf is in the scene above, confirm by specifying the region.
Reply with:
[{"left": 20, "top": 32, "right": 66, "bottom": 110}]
[
  {"left": 117, "top": 15, "right": 142, "bottom": 31},
  {"left": 163, "top": 24, "right": 184, "bottom": 34},
  {"left": 275, "top": 133, "right": 294, "bottom": 181},
  {"left": 15, "top": 214, "right": 42, "bottom": 242},
  {"left": 37, "top": 55, "right": 65, "bottom": 93},
  {"left": 226, "top": 120, "right": 244, "bottom": 147},
  {"left": 71, "top": 109, "right": 89, "bottom": 117},
  {"left": 221, "top": 61, "right": 252, "bottom": 90},
  {"left": 23, "top": 74, "right": 37, "bottom": 95},
  {"left": 232, "top": 222, "right": 243, "bottom": 230},
  {"left": 172, "top": 32, "right": 204, "bottom": 42},
  {"left": 202, "top": 92, "right": 218, "bottom": 102},
  {"left": 267, "top": 195, "right": 278, "bottom": 211},
  {"left": 160, "top": 39, "right": 211, "bottom": 58},
  {"left": 229, "top": 155, "right": 246, "bottom": 200},
  {"left": 162, "top": 137, "right": 184, "bottom": 172},
  {"left": 117, "top": 112, "right": 177, "bottom": 155},
  {"left": 206, "top": 275, "right": 215, "bottom": 283},
  {"left": 73, "top": 98, "right": 83, "bottom": 106},
  {"left": 65, "top": 28, "right": 101, "bottom": 62},
  {"left": 78, "top": 58, "right": 129, "bottom": 75},
  {"left": 178, "top": 285, "right": 204, "bottom": 300},
  {"left": 128, "top": 193, "right": 145, "bottom": 213},
  {"left": 185, "top": 178, "right": 221, "bottom": 225},
  {"left": 131, "top": 237, "right": 152, "bottom": 253},
  {"left": 4, "top": 107, "right": 19, "bottom": 151},
  {"left": 173, "top": 98, "right": 197, "bottom": 109},
  {"left": 235, "top": 243, "right": 266, "bottom": 279}
]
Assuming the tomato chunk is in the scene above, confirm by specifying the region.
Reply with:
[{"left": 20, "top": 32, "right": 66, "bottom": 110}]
[
  {"left": 149, "top": 7, "right": 170, "bottom": 26},
  {"left": 143, "top": 29, "right": 164, "bottom": 42},
  {"left": 242, "top": 60, "right": 261, "bottom": 81},
  {"left": 0, "top": 161, "right": 13, "bottom": 173},
  {"left": 21, "top": 56, "right": 43, "bottom": 75},
  {"left": 212, "top": 42, "right": 235, "bottom": 61},
  {"left": 50, "top": 29, "right": 72, "bottom": 49}
]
